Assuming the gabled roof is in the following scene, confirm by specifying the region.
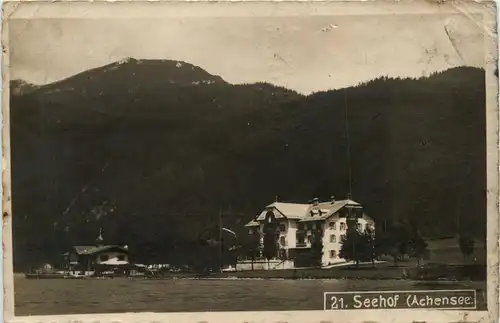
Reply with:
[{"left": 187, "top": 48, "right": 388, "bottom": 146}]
[
  {"left": 245, "top": 198, "right": 365, "bottom": 226},
  {"left": 256, "top": 202, "right": 311, "bottom": 221},
  {"left": 72, "top": 245, "right": 128, "bottom": 255},
  {"left": 244, "top": 220, "right": 260, "bottom": 227},
  {"left": 300, "top": 199, "right": 360, "bottom": 222}
]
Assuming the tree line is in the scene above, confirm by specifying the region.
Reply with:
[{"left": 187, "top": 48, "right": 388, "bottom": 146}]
[
  {"left": 241, "top": 218, "right": 478, "bottom": 269},
  {"left": 9, "top": 61, "right": 486, "bottom": 270}
]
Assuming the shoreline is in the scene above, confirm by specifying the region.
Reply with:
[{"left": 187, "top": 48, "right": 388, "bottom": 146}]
[
  {"left": 17, "top": 262, "right": 487, "bottom": 282},
  {"left": 17, "top": 274, "right": 485, "bottom": 283}
]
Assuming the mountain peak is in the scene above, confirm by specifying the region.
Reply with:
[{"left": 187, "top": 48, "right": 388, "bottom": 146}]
[
  {"left": 116, "top": 57, "right": 137, "bottom": 65},
  {"left": 93, "top": 58, "right": 227, "bottom": 85},
  {"left": 14, "top": 58, "right": 228, "bottom": 97}
]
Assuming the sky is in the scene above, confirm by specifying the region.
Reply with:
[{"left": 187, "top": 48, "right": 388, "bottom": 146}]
[{"left": 9, "top": 14, "right": 484, "bottom": 94}]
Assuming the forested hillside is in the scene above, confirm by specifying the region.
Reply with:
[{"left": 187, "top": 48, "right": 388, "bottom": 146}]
[{"left": 10, "top": 58, "right": 486, "bottom": 268}]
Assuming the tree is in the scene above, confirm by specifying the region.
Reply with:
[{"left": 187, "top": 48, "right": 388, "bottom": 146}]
[
  {"left": 341, "top": 211, "right": 362, "bottom": 267},
  {"left": 339, "top": 229, "right": 374, "bottom": 268},
  {"left": 262, "top": 211, "right": 279, "bottom": 267},
  {"left": 262, "top": 230, "right": 277, "bottom": 262},
  {"left": 243, "top": 232, "right": 261, "bottom": 270},
  {"left": 392, "top": 223, "right": 411, "bottom": 260},
  {"left": 458, "top": 234, "right": 475, "bottom": 262},
  {"left": 189, "top": 238, "right": 220, "bottom": 273},
  {"left": 374, "top": 222, "right": 415, "bottom": 266},
  {"left": 375, "top": 228, "right": 406, "bottom": 266},
  {"left": 363, "top": 226, "right": 377, "bottom": 268},
  {"left": 408, "top": 230, "right": 428, "bottom": 266},
  {"left": 310, "top": 229, "right": 323, "bottom": 267},
  {"left": 374, "top": 231, "right": 397, "bottom": 265}
]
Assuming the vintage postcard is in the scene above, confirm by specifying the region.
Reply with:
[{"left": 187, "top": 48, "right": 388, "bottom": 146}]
[{"left": 2, "top": 1, "right": 498, "bottom": 323}]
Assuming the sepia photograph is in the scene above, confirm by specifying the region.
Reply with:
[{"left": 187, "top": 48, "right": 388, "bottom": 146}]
[{"left": 2, "top": 1, "right": 498, "bottom": 320}]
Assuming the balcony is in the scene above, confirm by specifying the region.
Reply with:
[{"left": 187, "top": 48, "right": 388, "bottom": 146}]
[{"left": 295, "top": 242, "right": 309, "bottom": 248}]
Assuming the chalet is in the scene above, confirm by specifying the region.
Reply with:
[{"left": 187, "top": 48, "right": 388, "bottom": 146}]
[
  {"left": 63, "top": 245, "right": 130, "bottom": 269},
  {"left": 244, "top": 196, "right": 375, "bottom": 267},
  {"left": 62, "top": 230, "right": 130, "bottom": 270}
]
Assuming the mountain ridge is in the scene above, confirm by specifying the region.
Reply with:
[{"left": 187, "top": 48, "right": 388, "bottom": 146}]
[
  {"left": 9, "top": 59, "right": 486, "bottom": 268},
  {"left": 12, "top": 58, "right": 483, "bottom": 98}
]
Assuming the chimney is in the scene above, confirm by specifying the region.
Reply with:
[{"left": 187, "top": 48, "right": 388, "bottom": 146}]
[{"left": 330, "top": 196, "right": 336, "bottom": 204}]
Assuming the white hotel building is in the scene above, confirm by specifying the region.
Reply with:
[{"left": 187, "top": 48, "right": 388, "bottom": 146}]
[{"left": 245, "top": 197, "right": 375, "bottom": 266}]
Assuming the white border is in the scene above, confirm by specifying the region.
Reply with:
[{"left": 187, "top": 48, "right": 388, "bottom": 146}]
[{"left": 2, "top": 1, "right": 498, "bottom": 323}]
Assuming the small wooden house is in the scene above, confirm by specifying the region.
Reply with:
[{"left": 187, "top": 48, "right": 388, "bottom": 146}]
[{"left": 63, "top": 245, "right": 130, "bottom": 270}]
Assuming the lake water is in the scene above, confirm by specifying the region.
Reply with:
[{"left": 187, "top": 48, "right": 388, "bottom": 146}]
[{"left": 14, "top": 276, "right": 487, "bottom": 315}]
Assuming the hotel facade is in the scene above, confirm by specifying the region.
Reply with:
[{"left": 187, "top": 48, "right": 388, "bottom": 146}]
[{"left": 245, "top": 197, "right": 375, "bottom": 266}]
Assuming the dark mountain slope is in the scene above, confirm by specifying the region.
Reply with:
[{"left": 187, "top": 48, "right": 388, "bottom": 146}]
[{"left": 9, "top": 60, "right": 485, "bottom": 268}]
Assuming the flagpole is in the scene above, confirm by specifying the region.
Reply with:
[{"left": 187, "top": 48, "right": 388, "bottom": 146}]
[
  {"left": 345, "top": 89, "right": 357, "bottom": 265},
  {"left": 344, "top": 89, "right": 353, "bottom": 199},
  {"left": 219, "top": 210, "right": 223, "bottom": 272}
]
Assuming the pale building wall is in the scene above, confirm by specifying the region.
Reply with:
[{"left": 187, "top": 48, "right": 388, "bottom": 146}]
[
  {"left": 321, "top": 213, "right": 376, "bottom": 266},
  {"left": 236, "top": 259, "right": 295, "bottom": 271},
  {"left": 257, "top": 218, "right": 298, "bottom": 253},
  {"left": 285, "top": 219, "right": 298, "bottom": 249},
  {"left": 250, "top": 208, "right": 376, "bottom": 268},
  {"left": 322, "top": 213, "right": 345, "bottom": 265},
  {"left": 276, "top": 218, "right": 289, "bottom": 248},
  {"left": 95, "top": 251, "right": 129, "bottom": 265}
]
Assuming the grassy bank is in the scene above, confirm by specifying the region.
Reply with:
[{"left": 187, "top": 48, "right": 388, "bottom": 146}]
[
  {"left": 226, "top": 267, "right": 405, "bottom": 280},
  {"left": 148, "top": 260, "right": 486, "bottom": 281},
  {"left": 153, "top": 263, "right": 407, "bottom": 280}
]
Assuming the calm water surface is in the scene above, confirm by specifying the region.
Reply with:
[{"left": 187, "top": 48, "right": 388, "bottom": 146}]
[{"left": 14, "top": 276, "right": 487, "bottom": 315}]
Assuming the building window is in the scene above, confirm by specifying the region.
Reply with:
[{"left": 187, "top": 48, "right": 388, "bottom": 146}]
[
  {"left": 329, "top": 222, "right": 336, "bottom": 230},
  {"left": 330, "top": 234, "right": 336, "bottom": 243},
  {"left": 279, "top": 224, "right": 286, "bottom": 232},
  {"left": 330, "top": 250, "right": 337, "bottom": 258},
  {"left": 117, "top": 255, "right": 125, "bottom": 261},
  {"left": 100, "top": 255, "right": 109, "bottom": 262},
  {"left": 296, "top": 232, "right": 305, "bottom": 243},
  {"left": 312, "top": 223, "right": 316, "bottom": 230},
  {"left": 357, "top": 223, "right": 363, "bottom": 231},
  {"left": 340, "top": 223, "right": 346, "bottom": 231},
  {"left": 280, "top": 236, "right": 286, "bottom": 246},
  {"left": 340, "top": 234, "right": 346, "bottom": 241}
]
